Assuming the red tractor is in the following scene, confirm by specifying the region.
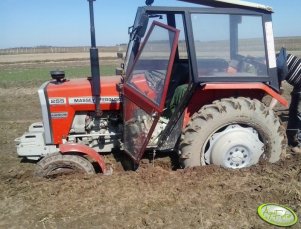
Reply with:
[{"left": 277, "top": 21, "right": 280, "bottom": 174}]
[{"left": 15, "top": 0, "right": 288, "bottom": 177}]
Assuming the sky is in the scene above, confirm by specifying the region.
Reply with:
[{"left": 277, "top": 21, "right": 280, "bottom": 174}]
[{"left": 0, "top": 0, "right": 300, "bottom": 49}]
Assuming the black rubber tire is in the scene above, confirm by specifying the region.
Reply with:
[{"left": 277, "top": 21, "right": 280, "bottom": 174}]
[
  {"left": 179, "top": 97, "right": 287, "bottom": 168},
  {"left": 35, "top": 153, "right": 95, "bottom": 178}
]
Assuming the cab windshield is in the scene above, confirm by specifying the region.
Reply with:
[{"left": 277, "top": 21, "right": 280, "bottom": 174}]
[{"left": 191, "top": 13, "right": 268, "bottom": 79}]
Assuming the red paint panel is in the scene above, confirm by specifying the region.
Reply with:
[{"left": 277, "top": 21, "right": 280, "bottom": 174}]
[
  {"left": 183, "top": 83, "right": 287, "bottom": 128},
  {"left": 124, "top": 86, "right": 158, "bottom": 115},
  {"left": 47, "top": 76, "right": 121, "bottom": 110},
  {"left": 203, "top": 83, "right": 288, "bottom": 107},
  {"left": 130, "top": 74, "right": 157, "bottom": 101},
  {"left": 47, "top": 76, "right": 121, "bottom": 144}
]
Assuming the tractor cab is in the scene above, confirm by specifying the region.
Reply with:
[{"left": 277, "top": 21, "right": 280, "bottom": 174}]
[
  {"left": 121, "top": 1, "right": 285, "bottom": 163},
  {"left": 124, "top": 2, "right": 278, "bottom": 87}
]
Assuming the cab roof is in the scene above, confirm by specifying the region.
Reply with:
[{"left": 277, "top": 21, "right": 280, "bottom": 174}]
[{"left": 178, "top": 0, "right": 273, "bottom": 13}]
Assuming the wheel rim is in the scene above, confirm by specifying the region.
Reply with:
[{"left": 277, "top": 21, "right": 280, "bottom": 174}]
[{"left": 204, "top": 124, "right": 264, "bottom": 168}]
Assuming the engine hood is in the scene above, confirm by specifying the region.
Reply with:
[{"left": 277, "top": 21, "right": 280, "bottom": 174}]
[{"left": 46, "top": 75, "right": 122, "bottom": 111}]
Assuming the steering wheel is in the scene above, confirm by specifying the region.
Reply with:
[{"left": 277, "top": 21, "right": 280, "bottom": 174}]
[{"left": 236, "top": 56, "right": 259, "bottom": 74}]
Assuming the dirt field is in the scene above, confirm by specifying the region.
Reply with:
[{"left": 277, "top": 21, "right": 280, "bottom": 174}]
[
  {"left": 0, "top": 52, "right": 119, "bottom": 64},
  {"left": 1, "top": 57, "right": 301, "bottom": 228}
]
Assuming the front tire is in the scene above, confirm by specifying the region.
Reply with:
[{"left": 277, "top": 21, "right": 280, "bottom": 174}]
[
  {"left": 179, "top": 97, "right": 286, "bottom": 169},
  {"left": 35, "top": 153, "right": 95, "bottom": 178}
]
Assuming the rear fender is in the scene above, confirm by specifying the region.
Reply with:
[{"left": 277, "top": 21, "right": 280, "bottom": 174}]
[
  {"left": 59, "top": 143, "right": 107, "bottom": 174},
  {"left": 183, "top": 83, "right": 288, "bottom": 128}
]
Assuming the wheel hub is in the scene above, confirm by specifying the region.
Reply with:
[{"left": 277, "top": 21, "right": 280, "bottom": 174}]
[
  {"left": 204, "top": 124, "right": 264, "bottom": 169},
  {"left": 225, "top": 146, "right": 250, "bottom": 167}
]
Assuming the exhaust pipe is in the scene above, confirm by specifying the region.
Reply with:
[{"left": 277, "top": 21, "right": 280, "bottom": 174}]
[{"left": 88, "top": 0, "right": 101, "bottom": 116}]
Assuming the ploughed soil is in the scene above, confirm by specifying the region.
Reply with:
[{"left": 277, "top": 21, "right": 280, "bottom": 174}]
[{"left": 1, "top": 81, "right": 301, "bottom": 229}]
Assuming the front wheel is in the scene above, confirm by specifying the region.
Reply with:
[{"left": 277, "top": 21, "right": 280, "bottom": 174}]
[
  {"left": 179, "top": 97, "right": 287, "bottom": 169},
  {"left": 35, "top": 153, "right": 95, "bottom": 178}
]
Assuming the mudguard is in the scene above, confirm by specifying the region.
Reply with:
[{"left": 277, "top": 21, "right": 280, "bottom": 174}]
[
  {"left": 183, "top": 82, "right": 288, "bottom": 128},
  {"left": 59, "top": 143, "right": 109, "bottom": 174}
]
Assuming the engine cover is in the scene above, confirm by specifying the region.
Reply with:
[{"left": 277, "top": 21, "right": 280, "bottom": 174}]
[{"left": 42, "top": 76, "right": 122, "bottom": 144}]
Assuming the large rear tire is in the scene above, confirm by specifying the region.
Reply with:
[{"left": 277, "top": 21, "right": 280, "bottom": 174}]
[
  {"left": 35, "top": 153, "right": 95, "bottom": 178},
  {"left": 179, "top": 97, "right": 287, "bottom": 169}
]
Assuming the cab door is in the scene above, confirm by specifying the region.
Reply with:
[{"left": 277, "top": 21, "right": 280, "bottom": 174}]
[{"left": 123, "top": 21, "right": 179, "bottom": 162}]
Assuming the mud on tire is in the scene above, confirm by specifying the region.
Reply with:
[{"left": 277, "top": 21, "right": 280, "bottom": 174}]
[
  {"left": 179, "top": 97, "right": 287, "bottom": 169},
  {"left": 35, "top": 153, "right": 95, "bottom": 178}
]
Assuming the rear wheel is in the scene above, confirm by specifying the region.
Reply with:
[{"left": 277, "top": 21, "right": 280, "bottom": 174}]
[
  {"left": 35, "top": 153, "right": 95, "bottom": 178},
  {"left": 180, "top": 97, "right": 286, "bottom": 169}
]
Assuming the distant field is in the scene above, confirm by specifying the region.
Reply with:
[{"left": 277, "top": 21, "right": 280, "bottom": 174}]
[
  {"left": 0, "top": 36, "right": 300, "bottom": 88},
  {"left": 0, "top": 52, "right": 122, "bottom": 64},
  {"left": 0, "top": 45, "right": 127, "bottom": 55},
  {"left": 275, "top": 36, "right": 301, "bottom": 53},
  {"left": 0, "top": 37, "right": 300, "bottom": 55}
]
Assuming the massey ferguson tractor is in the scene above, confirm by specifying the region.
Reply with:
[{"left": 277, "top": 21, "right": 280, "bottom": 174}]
[{"left": 15, "top": 0, "right": 288, "bottom": 177}]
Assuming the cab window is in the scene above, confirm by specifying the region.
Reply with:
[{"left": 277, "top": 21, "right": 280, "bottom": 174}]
[{"left": 191, "top": 13, "right": 268, "bottom": 79}]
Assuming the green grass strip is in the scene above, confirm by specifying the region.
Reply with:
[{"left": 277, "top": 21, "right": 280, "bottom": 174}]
[{"left": 0, "top": 65, "right": 116, "bottom": 88}]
